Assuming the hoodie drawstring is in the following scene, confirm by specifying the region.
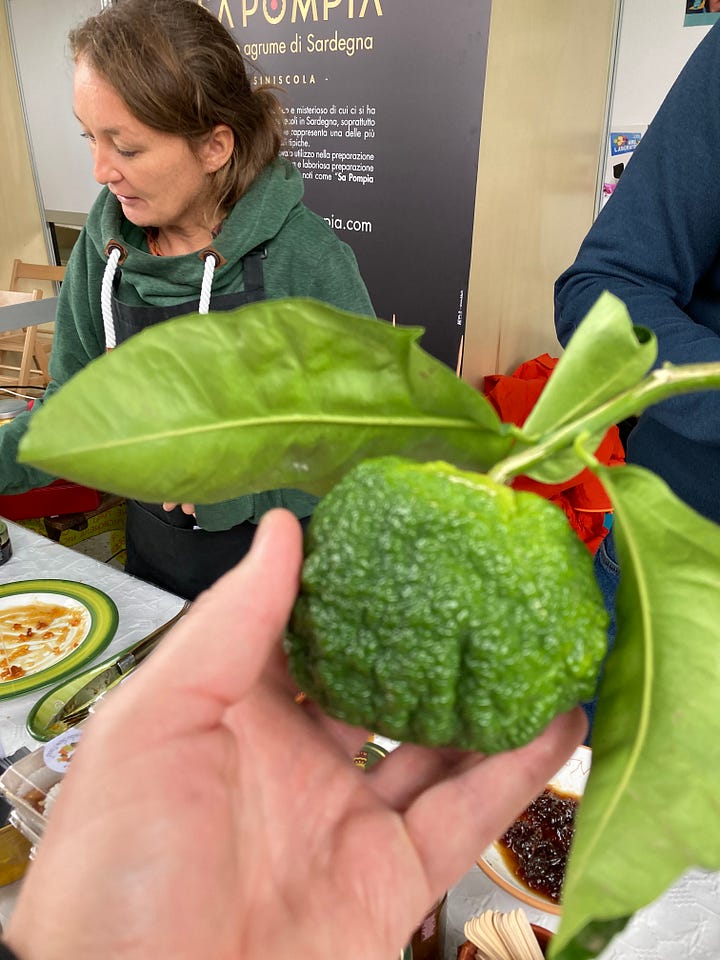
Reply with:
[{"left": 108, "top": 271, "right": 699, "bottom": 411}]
[
  {"left": 199, "top": 252, "right": 217, "bottom": 315},
  {"left": 100, "top": 246, "right": 219, "bottom": 350},
  {"left": 101, "top": 245, "right": 122, "bottom": 351}
]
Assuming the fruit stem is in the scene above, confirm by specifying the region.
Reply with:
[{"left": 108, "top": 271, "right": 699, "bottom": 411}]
[{"left": 488, "top": 361, "right": 720, "bottom": 483}]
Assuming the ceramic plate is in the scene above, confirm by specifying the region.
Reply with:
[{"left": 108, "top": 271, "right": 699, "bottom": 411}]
[
  {"left": 476, "top": 744, "right": 592, "bottom": 915},
  {"left": 0, "top": 579, "right": 118, "bottom": 699},
  {"left": 27, "top": 654, "right": 122, "bottom": 742}
]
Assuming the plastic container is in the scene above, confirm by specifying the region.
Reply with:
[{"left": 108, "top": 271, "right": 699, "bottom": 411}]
[{"left": 0, "top": 727, "right": 82, "bottom": 846}]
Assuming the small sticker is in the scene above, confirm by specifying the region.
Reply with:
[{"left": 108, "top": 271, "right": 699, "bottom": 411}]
[
  {"left": 609, "top": 132, "right": 643, "bottom": 156},
  {"left": 43, "top": 727, "right": 83, "bottom": 773}
]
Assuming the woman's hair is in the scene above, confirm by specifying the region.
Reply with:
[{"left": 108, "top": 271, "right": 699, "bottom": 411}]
[{"left": 69, "top": 0, "right": 285, "bottom": 214}]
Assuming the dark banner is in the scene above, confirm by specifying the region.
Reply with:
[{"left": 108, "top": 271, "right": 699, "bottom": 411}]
[{"left": 202, "top": 0, "right": 492, "bottom": 369}]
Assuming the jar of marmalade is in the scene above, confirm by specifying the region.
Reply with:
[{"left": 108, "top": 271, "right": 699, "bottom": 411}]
[{"left": 410, "top": 892, "right": 446, "bottom": 960}]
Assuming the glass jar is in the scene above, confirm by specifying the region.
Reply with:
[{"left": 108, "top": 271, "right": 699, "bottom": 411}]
[
  {"left": 352, "top": 740, "right": 389, "bottom": 771},
  {"left": 0, "top": 397, "right": 28, "bottom": 426},
  {"left": 410, "top": 892, "right": 447, "bottom": 960},
  {"left": 0, "top": 520, "right": 11, "bottom": 566},
  {"left": 0, "top": 824, "right": 32, "bottom": 886}
]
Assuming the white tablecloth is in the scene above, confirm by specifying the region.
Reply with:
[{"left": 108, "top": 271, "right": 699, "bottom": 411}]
[
  {"left": 2, "top": 521, "right": 719, "bottom": 957},
  {"left": 0, "top": 518, "right": 185, "bottom": 759},
  {"left": 0, "top": 518, "right": 184, "bottom": 931},
  {"left": 445, "top": 864, "right": 720, "bottom": 959}
]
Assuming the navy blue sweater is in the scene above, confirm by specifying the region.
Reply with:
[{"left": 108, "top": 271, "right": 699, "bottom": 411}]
[{"left": 555, "top": 23, "right": 720, "bottom": 525}]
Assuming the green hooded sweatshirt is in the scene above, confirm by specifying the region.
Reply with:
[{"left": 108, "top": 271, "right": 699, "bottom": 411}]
[{"left": 0, "top": 158, "right": 374, "bottom": 530}]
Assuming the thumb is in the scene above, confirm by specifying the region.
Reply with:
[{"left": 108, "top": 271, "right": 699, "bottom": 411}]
[{"left": 94, "top": 508, "right": 304, "bottom": 743}]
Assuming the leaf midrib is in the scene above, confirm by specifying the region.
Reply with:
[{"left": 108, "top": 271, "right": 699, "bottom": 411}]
[
  {"left": 564, "top": 491, "right": 654, "bottom": 896},
  {"left": 27, "top": 412, "right": 492, "bottom": 458}
]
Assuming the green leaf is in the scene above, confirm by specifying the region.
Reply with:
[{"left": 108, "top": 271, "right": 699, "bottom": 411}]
[
  {"left": 519, "top": 292, "right": 656, "bottom": 485},
  {"left": 550, "top": 918, "right": 630, "bottom": 960},
  {"left": 524, "top": 292, "right": 656, "bottom": 435},
  {"left": 552, "top": 464, "right": 720, "bottom": 955},
  {"left": 19, "top": 298, "right": 512, "bottom": 503}
]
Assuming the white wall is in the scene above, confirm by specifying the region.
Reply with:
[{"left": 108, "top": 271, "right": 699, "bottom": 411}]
[
  {"left": 0, "top": 1, "right": 49, "bottom": 285},
  {"left": 7, "top": 0, "right": 100, "bottom": 221},
  {"left": 463, "top": 1, "right": 619, "bottom": 382},
  {"left": 610, "top": 1, "right": 713, "bottom": 128},
  {"left": 464, "top": 2, "right": 717, "bottom": 381}
]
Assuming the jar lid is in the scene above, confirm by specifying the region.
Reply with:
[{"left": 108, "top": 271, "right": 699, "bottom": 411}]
[{"left": 0, "top": 398, "right": 27, "bottom": 422}]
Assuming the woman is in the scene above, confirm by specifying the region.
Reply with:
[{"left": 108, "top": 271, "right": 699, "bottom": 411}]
[{"left": 0, "top": 0, "right": 374, "bottom": 599}]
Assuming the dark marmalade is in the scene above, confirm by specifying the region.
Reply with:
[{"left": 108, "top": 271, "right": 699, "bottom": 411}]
[{"left": 498, "top": 786, "right": 579, "bottom": 903}]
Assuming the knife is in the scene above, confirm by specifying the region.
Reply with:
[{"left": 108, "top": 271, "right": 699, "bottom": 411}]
[{"left": 46, "top": 600, "right": 192, "bottom": 730}]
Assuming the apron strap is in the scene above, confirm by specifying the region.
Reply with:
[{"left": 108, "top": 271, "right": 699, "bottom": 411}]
[
  {"left": 110, "top": 245, "right": 268, "bottom": 345},
  {"left": 241, "top": 245, "right": 267, "bottom": 302}
]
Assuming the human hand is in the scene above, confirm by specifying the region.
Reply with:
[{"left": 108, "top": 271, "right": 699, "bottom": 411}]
[
  {"left": 162, "top": 501, "right": 196, "bottom": 516},
  {"left": 5, "top": 509, "right": 586, "bottom": 960}
]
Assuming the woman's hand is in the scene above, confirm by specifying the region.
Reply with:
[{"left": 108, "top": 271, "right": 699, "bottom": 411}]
[
  {"left": 5, "top": 509, "right": 585, "bottom": 960},
  {"left": 162, "top": 502, "right": 196, "bottom": 516}
]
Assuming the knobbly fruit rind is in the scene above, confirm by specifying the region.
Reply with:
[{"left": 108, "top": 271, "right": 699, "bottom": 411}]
[{"left": 287, "top": 457, "right": 608, "bottom": 753}]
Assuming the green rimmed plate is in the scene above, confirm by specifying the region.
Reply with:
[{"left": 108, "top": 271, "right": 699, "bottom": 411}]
[
  {"left": 26, "top": 656, "right": 116, "bottom": 741},
  {"left": 0, "top": 579, "right": 118, "bottom": 700}
]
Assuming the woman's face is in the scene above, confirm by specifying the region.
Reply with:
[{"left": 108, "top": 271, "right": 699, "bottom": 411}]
[{"left": 73, "top": 57, "right": 217, "bottom": 234}]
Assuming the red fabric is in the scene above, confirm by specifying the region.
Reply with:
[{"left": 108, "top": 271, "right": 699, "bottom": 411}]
[
  {"left": 0, "top": 398, "right": 103, "bottom": 521},
  {"left": 483, "top": 353, "right": 625, "bottom": 553},
  {"left": 0, "top": 480, "right": 102, "bottom": 521}
]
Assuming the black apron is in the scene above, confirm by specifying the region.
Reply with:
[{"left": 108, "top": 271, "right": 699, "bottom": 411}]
[{"left": 113, "top": 246, "right": 271, "bottom": 600}]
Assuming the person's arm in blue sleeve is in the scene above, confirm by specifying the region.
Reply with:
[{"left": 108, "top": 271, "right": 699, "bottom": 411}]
[{"left": 555, "top": 21, "right": 720, "bottom": 444}]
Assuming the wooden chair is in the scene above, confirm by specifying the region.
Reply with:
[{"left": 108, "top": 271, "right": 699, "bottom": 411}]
[
  {"left": 8, "top": 259, "right": 65, "bottom": 383},
  {"left": 0, "top": 288, "right": 49, "bottom": 387},
  {"left": 9, "top": 258, "right": 66, "bottom": 291},
  {"left": 0, "top": 289, "right": 41, "bottom": 307}
]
